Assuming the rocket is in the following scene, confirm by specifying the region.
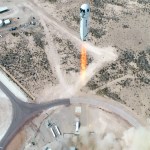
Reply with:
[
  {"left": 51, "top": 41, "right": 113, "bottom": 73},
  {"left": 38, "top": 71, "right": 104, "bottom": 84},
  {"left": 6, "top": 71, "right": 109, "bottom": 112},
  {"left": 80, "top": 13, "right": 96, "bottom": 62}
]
[{"left": 80, "top": 4, "right": 90, "bottom": 41}]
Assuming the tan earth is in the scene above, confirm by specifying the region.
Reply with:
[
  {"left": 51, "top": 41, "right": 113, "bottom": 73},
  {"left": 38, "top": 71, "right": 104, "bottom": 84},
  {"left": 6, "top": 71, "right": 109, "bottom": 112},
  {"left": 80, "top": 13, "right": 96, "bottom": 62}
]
[{"left": 0, "top": 0, "right": 150, "bottom": 149}]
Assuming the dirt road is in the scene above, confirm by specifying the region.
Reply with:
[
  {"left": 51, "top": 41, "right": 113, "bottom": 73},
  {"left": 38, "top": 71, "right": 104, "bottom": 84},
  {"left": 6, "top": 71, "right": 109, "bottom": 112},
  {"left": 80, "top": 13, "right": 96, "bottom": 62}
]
[{"left": 24, "top": 0, "right": 117, "bottom": 98}]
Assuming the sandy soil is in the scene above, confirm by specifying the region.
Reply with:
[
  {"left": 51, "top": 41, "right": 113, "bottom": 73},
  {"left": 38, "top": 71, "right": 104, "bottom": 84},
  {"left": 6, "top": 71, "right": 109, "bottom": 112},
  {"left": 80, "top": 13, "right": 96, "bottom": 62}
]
[{"left": 0, "top": 0, "right": 150, "bottom": 149}]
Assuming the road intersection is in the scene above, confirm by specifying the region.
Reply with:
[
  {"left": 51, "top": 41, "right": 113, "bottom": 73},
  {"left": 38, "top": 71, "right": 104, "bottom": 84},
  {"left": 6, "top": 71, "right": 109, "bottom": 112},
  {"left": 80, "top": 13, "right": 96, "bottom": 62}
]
[{"left": 0, "top": 81, "right": 70, "bottom": 150}]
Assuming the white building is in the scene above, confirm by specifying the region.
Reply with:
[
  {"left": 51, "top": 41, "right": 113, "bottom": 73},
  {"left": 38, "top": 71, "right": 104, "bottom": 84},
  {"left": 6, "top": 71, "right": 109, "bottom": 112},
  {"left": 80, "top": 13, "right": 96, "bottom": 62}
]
[
  {"left": 0, "top": 20, "right": 3, "bottom": 27},
  {"left": 0, "top": 7, "right": 8, "bottom": 13},
  {"left": 4, "top": 19, "right": 11, "bottom": 25},
  {"left": 70, "top": 147, "right": 76, "bottom": 150}
]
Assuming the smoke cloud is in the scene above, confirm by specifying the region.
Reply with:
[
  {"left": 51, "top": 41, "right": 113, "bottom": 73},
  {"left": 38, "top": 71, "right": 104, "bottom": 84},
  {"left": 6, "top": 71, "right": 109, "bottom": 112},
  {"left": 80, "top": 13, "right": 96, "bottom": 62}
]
[
  {"left": 122, "top": 126, "right": 150, "bottom": 150},
  {"left": 54, "top": 124, "right": 150, "bottom": 150}
]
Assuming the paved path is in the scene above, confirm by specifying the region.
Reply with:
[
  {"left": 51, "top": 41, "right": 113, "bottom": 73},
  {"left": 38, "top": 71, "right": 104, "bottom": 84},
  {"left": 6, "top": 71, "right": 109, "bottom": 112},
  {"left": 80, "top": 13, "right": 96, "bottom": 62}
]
[
  {"left": 0, "top": 81, "right": 142, "bottom": 150},
  {"left": 70, "top": 97, "right": 142, "bottom": 128},
  {"left": 0, "top": 81, "right": 70, "bottom": 150}
]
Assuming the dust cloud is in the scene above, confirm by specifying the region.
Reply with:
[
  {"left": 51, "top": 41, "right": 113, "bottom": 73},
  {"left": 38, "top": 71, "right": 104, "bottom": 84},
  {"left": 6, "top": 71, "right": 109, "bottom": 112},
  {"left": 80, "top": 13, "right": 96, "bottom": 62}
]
[
  {"left": 54, "top": 125, "right": 150, "bottom": 150},
  {"left": 37, "top": 45, "right": 117, "bottom": 102}
]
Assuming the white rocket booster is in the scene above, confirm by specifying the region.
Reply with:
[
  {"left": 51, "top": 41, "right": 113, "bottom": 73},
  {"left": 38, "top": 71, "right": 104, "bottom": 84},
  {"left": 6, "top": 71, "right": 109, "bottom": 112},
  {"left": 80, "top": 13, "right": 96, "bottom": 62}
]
[{"left": 80, "top": 4, "right": 90, "bottom": 41}]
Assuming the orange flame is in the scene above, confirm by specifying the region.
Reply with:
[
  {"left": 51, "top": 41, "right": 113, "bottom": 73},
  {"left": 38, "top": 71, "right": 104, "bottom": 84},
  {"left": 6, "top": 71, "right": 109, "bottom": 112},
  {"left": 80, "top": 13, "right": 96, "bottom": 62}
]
[{"left": 80, "top": 44, "right": 87, "bottom": 78}]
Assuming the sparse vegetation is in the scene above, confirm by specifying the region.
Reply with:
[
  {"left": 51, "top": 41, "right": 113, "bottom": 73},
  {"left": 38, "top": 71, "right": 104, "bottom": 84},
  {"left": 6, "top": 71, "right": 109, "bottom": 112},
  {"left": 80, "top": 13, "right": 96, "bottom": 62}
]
[
  {"left": 86, "top": 48, "right": 150, "bottom": 114},
  {"left": 138, "top": 0, "right": 150, "bottom": 4},
  {"left": 48, "top": 0, "right": 57, "bottom": 3},
  {"left": 53, "top": 37, "right": 93, "bottom": 74},
  {"left": 33, "top": 32, "right": 45, "bottom": 49},
  {"left": 24, "top": 31, "right": 32, "bottom": 36},
  {"left": 93, "top": 0, "right": 127, "bottom": 7},
  {"left": 11, "top": 32, "right": 19, "bottom": 37},
  {"left": 90, "top": 27, "right": 106, "bottom": 38},
  {"left": 87, "top": 79, "right": 99, "bottom": 90},
  {"left": 96, "top": 87, "right": 126, "bottom": 104},
  {"left": 72, "top": 14, "right": 80, "bottom": 24},
  {"left": 0, "top": 32, "right": 56, "bottom": 97}
]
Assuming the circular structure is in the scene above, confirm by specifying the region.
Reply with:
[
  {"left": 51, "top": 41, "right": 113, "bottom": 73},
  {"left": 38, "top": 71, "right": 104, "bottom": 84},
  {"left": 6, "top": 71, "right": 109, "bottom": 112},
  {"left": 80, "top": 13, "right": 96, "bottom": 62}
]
[{"left": 21, "top": 97, "right": 142, "bottom": 150}]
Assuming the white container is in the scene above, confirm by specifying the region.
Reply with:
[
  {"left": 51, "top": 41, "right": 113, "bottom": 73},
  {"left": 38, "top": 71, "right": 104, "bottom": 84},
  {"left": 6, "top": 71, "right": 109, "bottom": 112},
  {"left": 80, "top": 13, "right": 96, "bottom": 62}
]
[
  {"left": 0, "top": 20, "right": 3, "bottom": 27},
  {"left": 70, "top": 147, "right": 76, "bottom": 150},
  {"left": 0, "top": 7, "right": 8, "bottom": 13},
  {"left": 54, "top": 125, "right": 61, "bottom": 135},
  {"left": 50, "top": 127, "right": 56, "bottom": 137},
  {"left": 4, "top": 19, "right": 11, "bottom": 25},
  {"left": 75, "top": 121, "right": 80, "bottom": 132}
]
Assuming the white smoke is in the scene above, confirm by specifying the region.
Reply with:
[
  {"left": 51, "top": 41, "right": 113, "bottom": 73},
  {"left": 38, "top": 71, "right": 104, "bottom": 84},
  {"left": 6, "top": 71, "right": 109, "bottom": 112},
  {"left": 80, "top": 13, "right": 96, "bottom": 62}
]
[
  {"left": 122, "top": 126, "right": 150, "bottom": 150},
  {"left": 54, "top": 124, "right": 150, "bottom": 150}
]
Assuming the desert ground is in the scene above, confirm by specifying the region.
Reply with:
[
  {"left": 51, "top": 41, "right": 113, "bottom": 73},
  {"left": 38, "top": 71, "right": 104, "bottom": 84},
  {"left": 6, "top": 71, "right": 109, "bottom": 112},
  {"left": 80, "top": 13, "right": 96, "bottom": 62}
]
[{"left": 0, "top": 0, "right": 150, "bottom": 149}]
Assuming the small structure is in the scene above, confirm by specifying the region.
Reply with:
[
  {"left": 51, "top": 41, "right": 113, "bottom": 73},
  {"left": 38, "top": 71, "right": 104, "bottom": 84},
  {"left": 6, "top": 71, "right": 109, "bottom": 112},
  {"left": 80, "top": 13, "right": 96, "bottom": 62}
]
[
  {"left": 0, "top": 7, "right": 9, "bottom": 13},
  {"left": 44, "top": 144, "right": 52, "bottom": 150},
  {"left": 75, "top": 118, "right": 80, "bottom": 135},
  {"left": 4, "top": 19, "right": 11, "bottom": 25},
  {"left": 70, "top": 147, "right": 77, "bottom": 150},
  {"left": 75, "top": 106, "right": 81, "bottom": 114},
  {"left": 45, "top": 147, "right": 51, "bottom": 150},
  {"left": 0, "top": 20, "right": 3, "bottom": 27},
  {"left": 75, "top": 106, "right": 81, "bottom": 116},
  {"left": 30, "top": 21, "right": 36, "bottom": 25},
  {"left": 50, "top": 127, "right": 56, "bottom": 138},
  {"left": 54, "top": 125, "right": 61, "bottom": 135}
]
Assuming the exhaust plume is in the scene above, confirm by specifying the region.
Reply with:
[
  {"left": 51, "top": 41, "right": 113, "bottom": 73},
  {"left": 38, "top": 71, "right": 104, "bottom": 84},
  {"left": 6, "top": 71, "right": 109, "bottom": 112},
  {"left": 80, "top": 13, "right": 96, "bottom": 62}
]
[{"left": 80, "top": 44, "right": 87, "bottom": 79}]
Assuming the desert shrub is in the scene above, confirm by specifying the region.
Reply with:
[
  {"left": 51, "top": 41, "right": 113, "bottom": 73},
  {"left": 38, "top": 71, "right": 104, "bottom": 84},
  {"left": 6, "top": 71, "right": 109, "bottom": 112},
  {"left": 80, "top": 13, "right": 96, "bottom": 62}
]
[
  {"left": 136, "top": 52, "right": 150, "bottom": 72},
  {"left": 90, "top": 27, "right": 106, "bottom": 38},
  {"left": 93, "top": 0, "right": 127, "bottom": 7},
  {"left": 33, "top": 32, "right": 45, "bottom": 49},
  {"left": 138, "top": 0, "right": 150, "bottom": 4},
  {"left": 87, "top": 79, "right": 99, "bottom": 90},
  {"left": 72, "top": 15, "right": 80, "bottom": 24},
  {"left": 48, "top": 0, "right": 57, "bottom": 3},
  {"left": 11, "top": 32, "right": 19, "bottom": 37}
]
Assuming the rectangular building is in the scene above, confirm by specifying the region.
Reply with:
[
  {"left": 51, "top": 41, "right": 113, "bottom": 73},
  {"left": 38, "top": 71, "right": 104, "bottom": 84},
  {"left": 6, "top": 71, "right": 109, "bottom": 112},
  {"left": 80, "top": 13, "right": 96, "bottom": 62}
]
[
  {"left": 0, "top": 7, "right": 9, "bottom": 13},
  {"left": 70, "top": 147, "right": 76, "bottom": 150}
]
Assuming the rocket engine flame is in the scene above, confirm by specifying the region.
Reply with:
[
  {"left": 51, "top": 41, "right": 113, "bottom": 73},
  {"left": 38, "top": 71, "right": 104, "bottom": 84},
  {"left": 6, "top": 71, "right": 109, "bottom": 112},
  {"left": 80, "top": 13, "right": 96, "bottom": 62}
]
[{"left": 80, "top": 44, "right": 87, "bottom": 78}]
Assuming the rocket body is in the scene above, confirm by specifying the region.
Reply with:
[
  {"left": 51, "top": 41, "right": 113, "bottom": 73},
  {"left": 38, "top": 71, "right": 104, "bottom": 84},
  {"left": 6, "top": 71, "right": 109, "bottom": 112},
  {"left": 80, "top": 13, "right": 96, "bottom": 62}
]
[{"left": 80, "top": 4, "right": 90, "bottom": 41}]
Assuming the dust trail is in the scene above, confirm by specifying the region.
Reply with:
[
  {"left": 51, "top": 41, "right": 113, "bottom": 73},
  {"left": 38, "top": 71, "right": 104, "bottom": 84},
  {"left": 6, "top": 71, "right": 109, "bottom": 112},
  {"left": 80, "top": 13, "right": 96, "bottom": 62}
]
[
  {"left": 45, "top": 45, "right": 118, "bottom": 99},
  {"left": 53, "top": 125, "right": 150, "bottom": 150},
  {"left": 37, "top": 17, "right": 68, "bottom": 89},
  {"left": 26, "top": 1, "right": 116, "bottom": 58},
  {"left": 37, "top": 44, "right": 117, "bottom": 101},
  {"left": 25, "top": 2, "right": 68, "bottom": 90},
  {"left": 67, "top": 45, "right": 117, "bottom": 96},
  {"left": 25, "top": 2, "right": 118, "bottom": 99}
]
